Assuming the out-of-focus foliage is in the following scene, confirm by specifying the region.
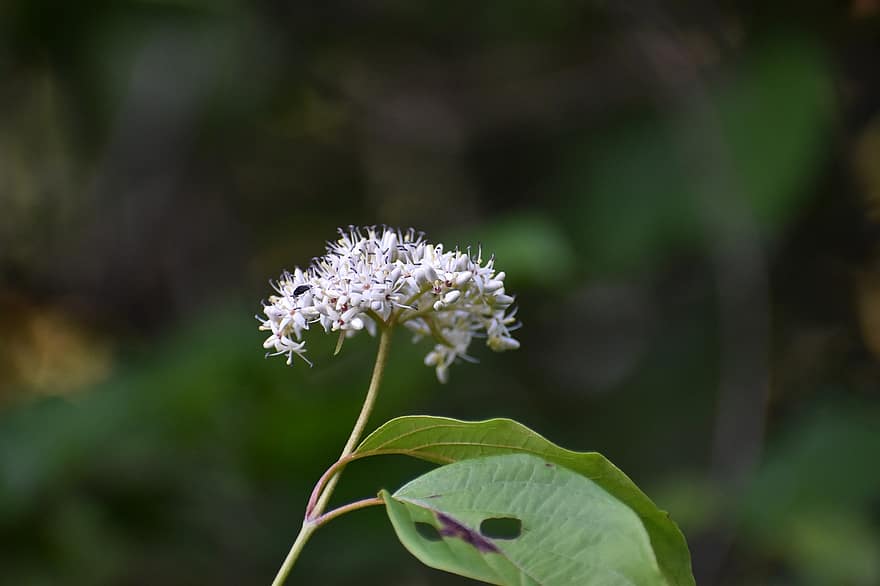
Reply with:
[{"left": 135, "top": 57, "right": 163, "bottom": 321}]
[
  {"left": 559, "top": 37, "right": 832, "bottom": 273},
  {"left": 1, "top": 1, "right": 879, "bottom": 585}
]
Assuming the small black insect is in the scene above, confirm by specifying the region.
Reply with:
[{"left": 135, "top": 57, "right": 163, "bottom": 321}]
[{"left": 292, "top": 285, "right": 311, "bottom": 297}]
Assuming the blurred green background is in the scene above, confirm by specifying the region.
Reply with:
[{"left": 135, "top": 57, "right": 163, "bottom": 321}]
[{"left": 1, "top": 2, "right": 879, "bottom": 585}]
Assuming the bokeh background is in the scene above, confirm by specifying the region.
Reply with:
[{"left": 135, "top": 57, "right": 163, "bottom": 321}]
[{"left": 2, "top": 1, "right": 880, "bottom": 585}]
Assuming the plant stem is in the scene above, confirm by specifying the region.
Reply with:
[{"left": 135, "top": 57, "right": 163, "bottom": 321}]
[
  {"left": 271, "top": 522, "right": 315, "bottom": 586},
  {"left": 270, "top": 325, "right": 394, "bottom": 586},
  {"left": 311, "top": 496, "right": 385, "bottom": 528},
  {"left": 305, "top": 455, "right": 353, "bottom": 517},
  {"left": 315, "top": 325, "right": 394, "bottom": 513}
]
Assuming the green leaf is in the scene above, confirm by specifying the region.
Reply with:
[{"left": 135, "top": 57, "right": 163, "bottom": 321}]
[
  {"left": 382, "top": 453, "right": 667, "bottom": 585},
  {"left": 357, "top": 416, "right": 693, "bottom": 586}
]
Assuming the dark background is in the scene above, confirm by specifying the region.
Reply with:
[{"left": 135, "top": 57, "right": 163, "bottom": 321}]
[{"left": 1, "top": 1, "right": 879, "bottom": 585}]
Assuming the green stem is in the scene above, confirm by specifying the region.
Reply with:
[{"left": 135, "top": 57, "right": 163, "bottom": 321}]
[
  {"left": 311, "top": 496, "right": 385, "bottom": 528},
  {"left": 401, "top": 286, "right": 431, "bottom": 309},
  {"left": 396, "top": 304, "right": 435, "bottom": 325},
  {"left": 316, "top": 326, "right": 394, "bottom": 511},
  {"left": 271, "top": 522, "right": 315, "bottom": 586},
  {"left": 270, "top": 325, "right": 394, "bottom": 586},
  {"left": 426, "top": 317, "right": 454, "bottom": 348},
  {"left": 305, "top": 455, "right": 353, "bottom": 517}
]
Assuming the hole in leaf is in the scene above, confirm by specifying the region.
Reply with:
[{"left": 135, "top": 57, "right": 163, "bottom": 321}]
[
  {"left": 479, "top": 517, "right": 522, "bottom": 540},
  {"left": 414, "top": 522, "right": 442, "bottom": 542}
]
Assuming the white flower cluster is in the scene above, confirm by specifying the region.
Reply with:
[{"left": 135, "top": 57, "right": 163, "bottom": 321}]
[{"left": 259, "top": 226, "right": 519, "bottom": 382}]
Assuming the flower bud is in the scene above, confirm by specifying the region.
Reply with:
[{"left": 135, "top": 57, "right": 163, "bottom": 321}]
[
  {"left": 443, "top": 290, "right": 461, "bottom": 304},
  {"left": 454, "top": 271, "right": 473, "bottom": 286},
  {"left": 488, "top": 335, "right": 520, "bottom": 351},
  {"left": 493, "top": 294, "right": 515, "bottom": 307}
]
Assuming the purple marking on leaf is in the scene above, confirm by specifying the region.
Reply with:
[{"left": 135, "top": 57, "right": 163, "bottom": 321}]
[{"left": 436, "top": 513, "right": 499, "bottom": 553}]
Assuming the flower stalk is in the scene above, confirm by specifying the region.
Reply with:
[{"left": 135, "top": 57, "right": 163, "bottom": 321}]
[
  {"left": 270, "top": 325, "right": 393, "bottom": 586},
  {"left": 312, "top": 325, "right": 393, "bottom": 516}
]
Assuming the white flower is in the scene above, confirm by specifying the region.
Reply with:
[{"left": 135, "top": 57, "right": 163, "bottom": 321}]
[{"left": 258, "top": 226, "right": 520, "bottom": 381}]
